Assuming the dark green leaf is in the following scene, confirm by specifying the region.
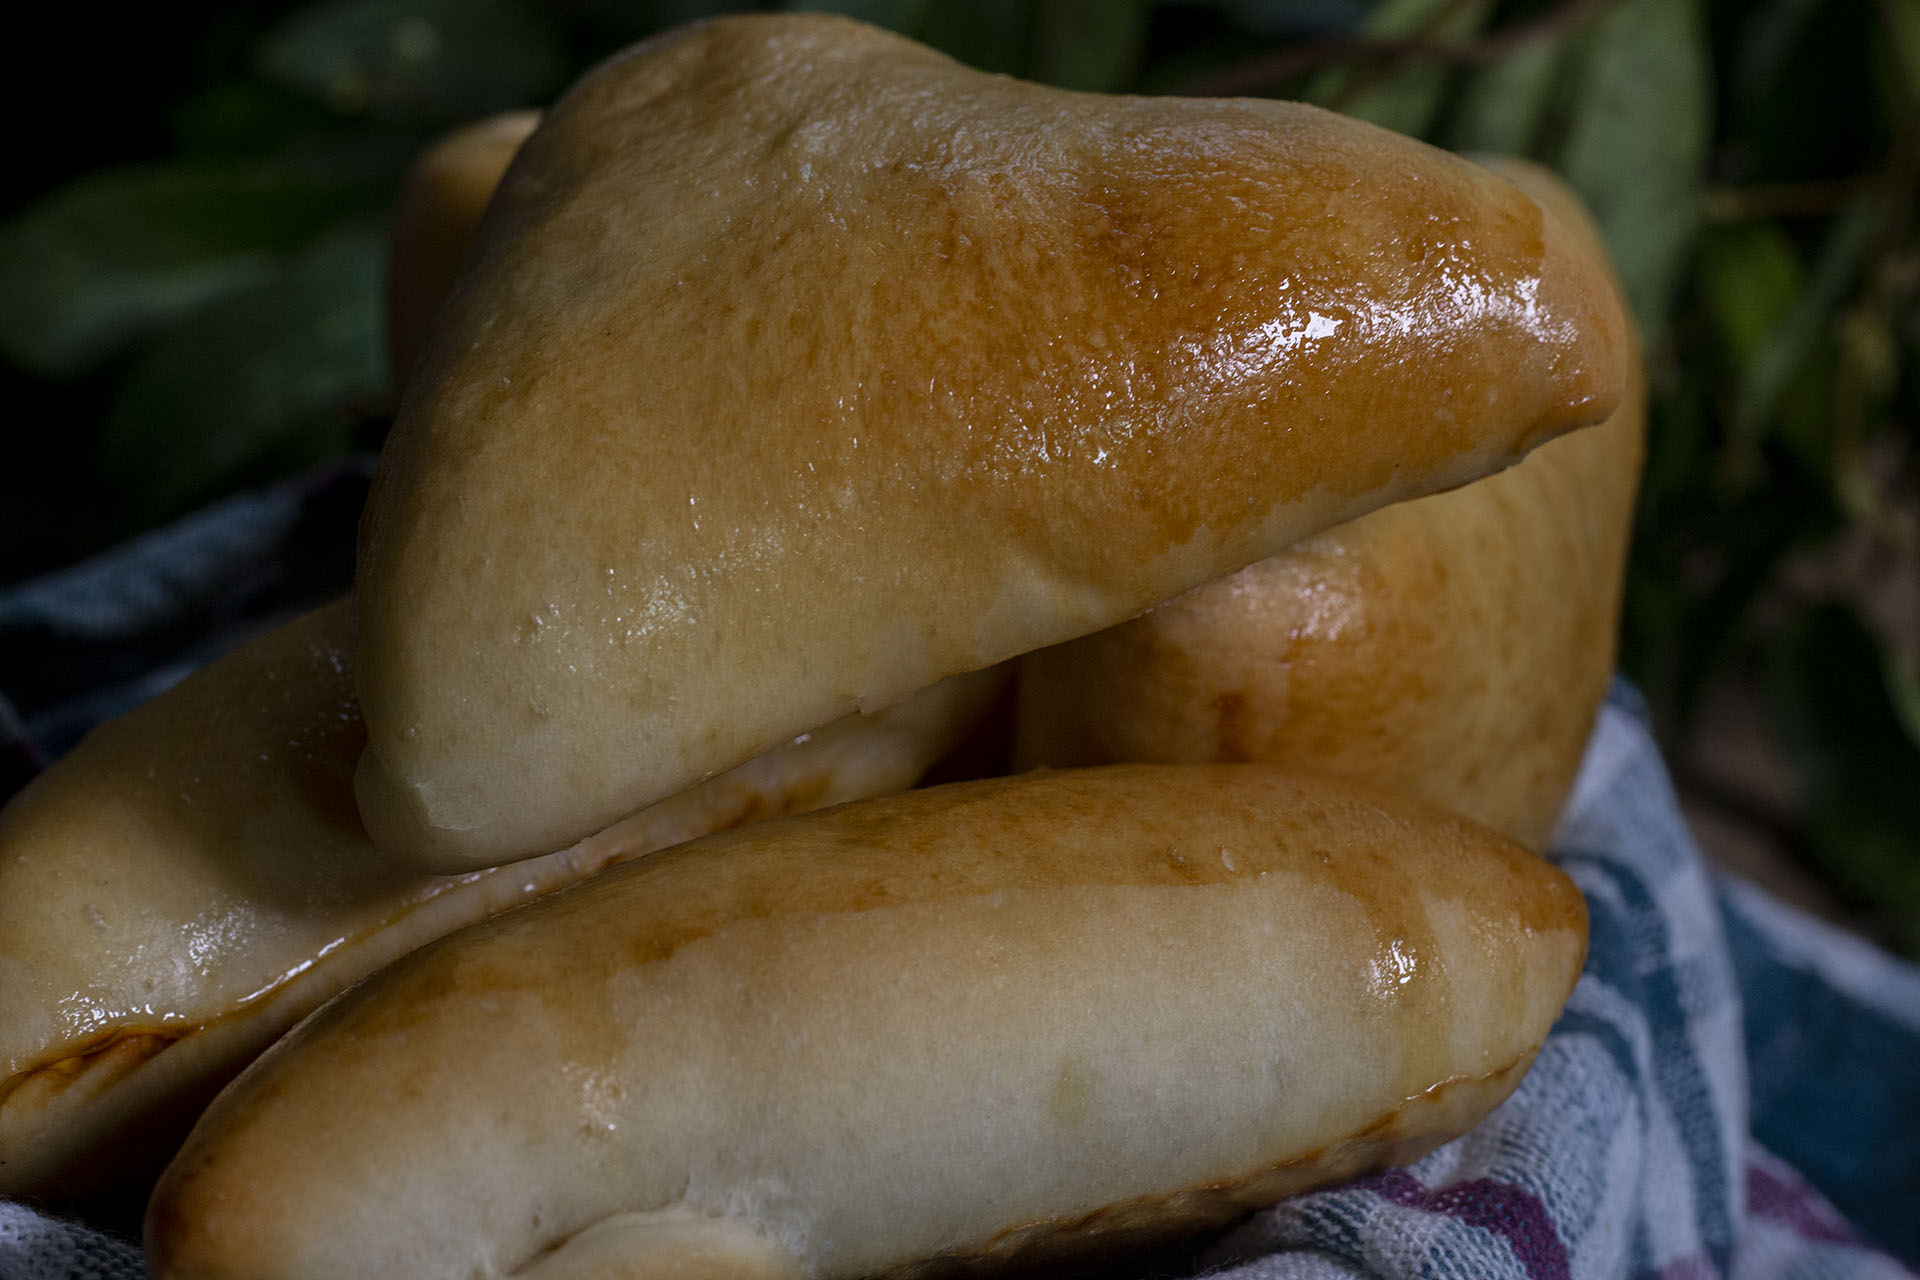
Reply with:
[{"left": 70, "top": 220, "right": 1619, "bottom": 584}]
[
  {"left": 98, "top": 224, "right": 388, "bottom": 526},
  {"left": 1888, "top": 649, "right": 1920, "bottom": 754},
  {"left": 1675, "top": 489, "right": 1829, "bottom": 723},
  {"left": 0, "top": 164, "right": 385, "bottom": 377},
  {"left": 546, "top": 0, "right": 755, "bottom": 47},
  {"left": 257, "top": 0, "right": 568, "bottom": 124},
  {"left": 1892, "top": 0, "right": 1920, "bottom": 91},
  {"left": 1732, "top": 203, "right": 1875, "bottom": 460},
  {"left": 1619, "top": 369, "right": 1717, "bottom": 718},
  {"left": 1447, "top": 36, "right": 1563, "bottom": 156},
  {"left": 1623, "top": 352, "right": 1842, "bottom": 731},
  {"left": 1698, "top": 222, "right": 1804, "bottom": 369},
  {"left": 654, "top": 0, "right": 765, "bottom": 21},
  {"left": 1719, "top": 0, "right": 1882, "bottom": 186},
  {"left": 1029, "top": 0, "right": 1149, "bottom": 91},
  {"left": 1695, "top": 218, "right": 1834, "bottom": 484},
  {"left": 1304, "top": 0, "right": 1490, "bottom": 139},
  {"left": 1206, "top": 0, "right": 1369, "bottom": 39},
  {"left": 1767, "top": 604, "right": 1920, "bottom": 951},
  {"left": 783, "top": 0, "right": 934, "bottom": 31},
  {"left": 1730, "top": 0, "right": 1826, "bottom": 102},
  {"left": 171, "top": 80, "right": 344, "bottom": 160},
  {"left": 1553, "top": 0, "right": 1711, "bottom": 341},
  {"left": 917, "top": 0, "right": 1034, "bottom": 74}
]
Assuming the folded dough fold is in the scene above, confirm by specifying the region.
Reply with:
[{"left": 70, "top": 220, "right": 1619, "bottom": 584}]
[{"left": 0, "top": 601, "right": 1000, "bottom": 1196}]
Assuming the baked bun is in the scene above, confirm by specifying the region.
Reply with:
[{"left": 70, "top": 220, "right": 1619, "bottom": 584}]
[
  {"left": 1014, "top": 158, "right": 1644, "bottom": 850},
  {"left": 386, "top": 110, "right": 539, "bottom": 401},
  {"left": 351, "top": 13, "right": 1629, "bottom": 870},
  {"left": 0, "top": 601, "right": 1000, "bottom": 1196},
  {"left": 147, "top": 766, "right": 1586, "bottom": 1280}
]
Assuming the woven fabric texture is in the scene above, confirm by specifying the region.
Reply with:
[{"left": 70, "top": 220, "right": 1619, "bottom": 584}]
[{"left": 1, "top": 474, "right": 1915, "bottom": 1279}]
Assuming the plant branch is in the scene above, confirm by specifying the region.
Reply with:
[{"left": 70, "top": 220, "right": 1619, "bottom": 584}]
[
  {"left": 1325, "top": 0, "right": 1478, "bottom": 113},
  {"left": 1702, "top": 178, "right": 1884, "bottom": 224},
  {"left": 1179, "top": 0, "right": 1621, "bottom": 98}
]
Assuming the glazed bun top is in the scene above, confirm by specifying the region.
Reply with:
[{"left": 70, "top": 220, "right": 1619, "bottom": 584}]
[{"left": 352, "top": 14, "right": 1629, "bottom": 869}]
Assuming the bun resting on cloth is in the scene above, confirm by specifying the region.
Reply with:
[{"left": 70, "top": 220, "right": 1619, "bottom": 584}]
[
  {"left": 0, "top": 601, "right": 1001, "bottom": 1198},
  {"left": 380, "top": 124, "right": 1634, "bottom": 853},
  {"left": 386, "top": 110, "right": 539, "bottom": 401},
  {"left": 351, "top": 12, "right": 1630, "bottom": 870},
  {"left": 146, "top": 765, "right": 1587, "bottom": 1280},
  {"left": 1015, "top": 157, "right": 1646, "bottom": 850}
]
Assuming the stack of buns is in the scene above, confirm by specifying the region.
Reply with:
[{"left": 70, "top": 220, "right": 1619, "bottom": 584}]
[{"left": 0, "top": 14, "right": 1639, "bottom": 1278}]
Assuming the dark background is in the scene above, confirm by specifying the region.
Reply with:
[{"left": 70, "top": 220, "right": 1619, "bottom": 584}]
[{"left": 3, "top": 0, "right": 1916, "bottom": 945}]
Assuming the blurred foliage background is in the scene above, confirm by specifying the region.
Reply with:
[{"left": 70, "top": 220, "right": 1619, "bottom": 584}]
[{"left": 2, "top": 0, "right": 1917, "bottom": 945}]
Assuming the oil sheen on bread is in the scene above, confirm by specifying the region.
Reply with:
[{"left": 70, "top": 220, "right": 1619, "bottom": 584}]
[
  {"left": 351, "top": 14, "right": 1630, "bottom": 869},
  {"left": 1016, "top": 159, "right": 1646, "bottom": 850}
]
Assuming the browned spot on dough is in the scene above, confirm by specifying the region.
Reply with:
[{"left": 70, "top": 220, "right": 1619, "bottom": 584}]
[{"left": 722, "top": 772, "right": 836, "bottom": 831}]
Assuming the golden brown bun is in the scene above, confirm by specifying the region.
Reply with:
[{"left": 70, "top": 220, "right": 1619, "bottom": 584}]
[
  {"left": 1015, "top": 158, "right": 1644, "bottom": 850},
  {"left": 0, "top": 601, "right": 1000, "bottom": 1197},
  {"left": 377, "top": 133, "right": 1639, "bottom": 850},
  {"left": 351, "top": 13, "right": 1629, "bottom": 870},
  {"left": 146, "top": 766, "right": 1586, "bottom": 1280},
  {"left": 386, "top": 110, "right": 539, "bottom": 401}
]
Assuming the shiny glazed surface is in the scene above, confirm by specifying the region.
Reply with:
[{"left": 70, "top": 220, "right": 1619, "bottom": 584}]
[
  {"left": 352, "top": 13, "right": 1629, "bottom": 868},
  {"left": 1016, "top": 159, "right": 1646, "bottom": 850},
  {"left": 147, "top": 766, "right": 1586, "bottom": 1280}
]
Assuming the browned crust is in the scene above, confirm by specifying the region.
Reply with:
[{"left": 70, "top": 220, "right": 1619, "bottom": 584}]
[{"left": 876, "top": 1056, "right": 1534, "bottom": 1278}]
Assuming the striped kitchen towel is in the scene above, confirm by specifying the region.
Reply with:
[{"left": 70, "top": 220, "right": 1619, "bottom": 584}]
[
  {"left": 1, "top": 470, "right": 1916, "bottom": 1278},
  {"left": 1197, "top": 688, "right": 1919, "bottom": 1280},
  {"left": 7, "top": 698, "right": 1914, "bottom": 1280}
]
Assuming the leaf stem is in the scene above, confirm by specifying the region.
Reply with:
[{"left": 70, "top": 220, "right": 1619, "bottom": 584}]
[
  {"left": 1701, "top": 178, "right": 1883, "bottom": 224},
  {"left": 1179, "top": 0, "right": 1621, "bottom": 98}
]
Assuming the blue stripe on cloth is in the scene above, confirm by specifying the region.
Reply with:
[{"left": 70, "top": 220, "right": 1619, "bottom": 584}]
[
  {"left": 1562, "top": 851, "right": 1738, "bottom": 1275},
  {"left": 1279, "top": 1191, "right": 1369, "bottom": 1262},
  {"left": 1720, "top": 888, "right": 1920, "bottom": 1267},
  {"left": 1629, "top": 1211, "right": 1656, "bottom": 1278},
  {"left": 0, "top": 459, "right": 371, "bottom": 640},
  {"left": 1550, "top": 1009, "right": 1642, "bottom": 1095}
]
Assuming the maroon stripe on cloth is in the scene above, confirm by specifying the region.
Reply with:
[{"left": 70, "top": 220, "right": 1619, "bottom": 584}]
[
  {"left": 1746, "top": 1157, "right": 1860, "bottom": 1247},
  {"left": 1655, "top": 1256, "right": 1717, "bottom": 1279},
  {"left": 1364, "top": 1168, "right": 1572, "bottom": 1280}
]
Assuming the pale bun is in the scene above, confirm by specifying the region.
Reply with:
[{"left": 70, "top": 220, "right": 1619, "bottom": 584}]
[
  {"left": 1016, "top": 158, "right": 1643, "bottom": 850},
  {"left": 386, "top": 110, "right": 539, "bottom": 401},
  {"left": 351, "top": 13, "right": 1629, "bottom": 870},
  {"left": 0, "top": 600, "right": 1000, "bottom": 1196},
  {"left": 147, "top": 765, "right": 1586, "bottom": 1280}
]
